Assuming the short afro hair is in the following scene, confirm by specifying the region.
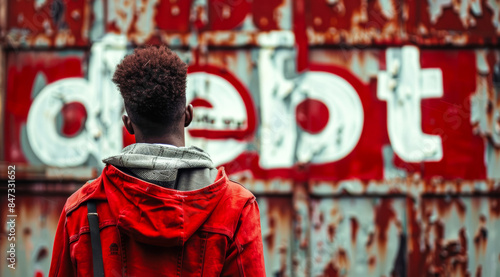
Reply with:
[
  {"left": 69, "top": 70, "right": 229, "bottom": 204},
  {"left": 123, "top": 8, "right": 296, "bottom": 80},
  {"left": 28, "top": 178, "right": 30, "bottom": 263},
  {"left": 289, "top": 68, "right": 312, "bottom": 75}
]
[{"left": 112, "top": 45, "right": 187, "bottom": 128}]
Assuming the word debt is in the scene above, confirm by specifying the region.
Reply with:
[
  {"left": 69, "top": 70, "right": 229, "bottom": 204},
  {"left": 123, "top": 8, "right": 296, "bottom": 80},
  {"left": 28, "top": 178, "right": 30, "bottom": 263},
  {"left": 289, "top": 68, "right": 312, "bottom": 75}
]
[{"left": 24, "top": 38, "right": 484, "bottom": 175}]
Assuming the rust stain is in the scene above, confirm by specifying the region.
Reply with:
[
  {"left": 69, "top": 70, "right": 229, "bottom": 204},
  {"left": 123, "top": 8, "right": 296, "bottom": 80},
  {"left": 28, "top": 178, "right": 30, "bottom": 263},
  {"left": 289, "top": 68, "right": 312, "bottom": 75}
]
[
  {"left": 328, "top": 223, "right": 336, "bottom": 243},
  {"left": 374, "top": 198, "right": 396, "bottom": 253},
  {"left": 323, "top": 262, "right": 339, "bottom": 277},
  {"left": 471, "top": 49, "right": 500, "bottom": 178},
  {"left": 368, "top": 255, "right": 376, "bottom": 272},
  {"left": 310, "top": 177, "right": 500, "bottom": 196},
  {"left": 252, "top": 0, "right": 287, "bottom": 30},
  {"left": 336, "top": 248, "right": 350, "bottom": 274},
  {"left": 6, "top": 0, "right": 90, "bottom": 47},
  {"left": 350, "top": 217, "right": 359, "bottom": 245},
  {"left": 473, "top": 215, "right": 488, "bottom": 256},
  {"left": 435, "top": 197, "right": 467, "bottom": 220},
  {"left": 490, "top": 197, "right": 500, "bottom": 218},
  {"left": 265, "top": 216, "right": 276, "bottom": 252},
  {"left": 407, "top": 197, "right": 427, "bottom": 277},
  {"left": 306, "top": 0, "right": 402, "bottom": 45},
  {"left": 258, "top": 197, "right": 293, "bottom": 276},
  {"left": 408, "top": 197, "right": 500, "bottom": 277},
  {"left": 410, "top": 0, "right": 499, "bottom": 45},
  {"left": 476, "top": 265, "right": 482, "bottom": 277}
]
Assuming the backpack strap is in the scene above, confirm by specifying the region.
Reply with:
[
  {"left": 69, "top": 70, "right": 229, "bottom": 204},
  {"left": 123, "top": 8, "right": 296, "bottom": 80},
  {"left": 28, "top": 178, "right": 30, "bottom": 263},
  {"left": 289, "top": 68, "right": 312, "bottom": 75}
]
[{"left": 87, "top": 201, "right": 105, "bottom": 277}]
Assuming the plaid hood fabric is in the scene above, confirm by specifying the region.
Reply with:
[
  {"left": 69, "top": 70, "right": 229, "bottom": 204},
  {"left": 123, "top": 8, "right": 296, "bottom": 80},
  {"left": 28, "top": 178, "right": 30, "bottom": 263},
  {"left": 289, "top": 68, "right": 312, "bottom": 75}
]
[{"left": 102, "top": 143, "right": 215, "bottom": 187}]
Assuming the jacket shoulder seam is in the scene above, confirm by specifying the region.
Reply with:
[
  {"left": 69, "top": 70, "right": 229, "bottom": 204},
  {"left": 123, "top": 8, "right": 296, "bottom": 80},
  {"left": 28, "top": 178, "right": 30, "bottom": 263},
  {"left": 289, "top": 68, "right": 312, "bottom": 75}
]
[
  {"left": 65, "top": 178, "right": 101, "bottom": 215},
  {"left": 227, "top": 179, "right": 255, "bottom": 200}
]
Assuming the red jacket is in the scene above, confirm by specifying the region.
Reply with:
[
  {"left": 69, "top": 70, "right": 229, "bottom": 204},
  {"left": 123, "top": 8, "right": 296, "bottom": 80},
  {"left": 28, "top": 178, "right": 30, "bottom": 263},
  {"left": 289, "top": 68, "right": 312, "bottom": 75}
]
[{"left": 49, "top": 165, "right": 265, "bottom": 276}]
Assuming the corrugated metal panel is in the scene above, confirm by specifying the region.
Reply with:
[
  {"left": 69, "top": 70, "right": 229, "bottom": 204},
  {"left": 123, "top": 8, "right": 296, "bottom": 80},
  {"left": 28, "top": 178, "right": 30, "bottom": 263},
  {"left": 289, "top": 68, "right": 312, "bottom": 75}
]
[
  {"left": 310, "top": 197, "right": 407, "bottom": 277},
  {"left": 0, "top": 195, "right": 67, "bottom": 277},
  {"left": 258, "top": 196, "right": 294, "bottom": 276}
]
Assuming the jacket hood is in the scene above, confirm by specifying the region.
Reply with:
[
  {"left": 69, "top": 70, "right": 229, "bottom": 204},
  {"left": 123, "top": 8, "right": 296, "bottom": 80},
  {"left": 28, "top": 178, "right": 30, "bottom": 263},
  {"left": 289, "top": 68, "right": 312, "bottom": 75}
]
[
  {"left": 100, "top": 165, "right": 229, "bottom": 247},
  {"left": 102, "top": 143, "right": 216, "bottom": 189}
]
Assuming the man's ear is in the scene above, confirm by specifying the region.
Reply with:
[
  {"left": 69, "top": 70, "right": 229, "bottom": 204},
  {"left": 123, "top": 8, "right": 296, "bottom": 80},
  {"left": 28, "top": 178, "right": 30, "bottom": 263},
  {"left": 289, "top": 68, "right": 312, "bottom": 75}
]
[
  {"left": 184, "top": 104, "right": 193, "bottom": 127},
  {"left": 122, "top": 114, "right": 135, "bottom": 135}
]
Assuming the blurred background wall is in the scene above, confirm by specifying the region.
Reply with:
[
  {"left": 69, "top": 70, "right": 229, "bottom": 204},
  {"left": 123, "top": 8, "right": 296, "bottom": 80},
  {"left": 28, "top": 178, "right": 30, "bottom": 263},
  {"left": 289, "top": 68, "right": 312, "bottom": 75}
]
[{"left": 1, "top": 0, "right": 500, "bottom": 276}]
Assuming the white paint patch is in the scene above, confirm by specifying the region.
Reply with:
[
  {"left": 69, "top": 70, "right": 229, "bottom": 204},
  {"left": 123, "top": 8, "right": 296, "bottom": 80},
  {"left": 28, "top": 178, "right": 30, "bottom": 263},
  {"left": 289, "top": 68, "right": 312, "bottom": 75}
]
[
  {"left": 470, "top": 50, "right": 500, "bottom": 148},
  {"left": 27, "top": 35, "right": 128, "bottom": 167},
  {"left": 294, "top": 72, "right": 364, "bottom": 164},
  {"left": 428, "top": 0, "right": 486, "bottom": 28},
  {"left": 258, "top": 49, "right": 364, "bottom": 168},
  {"left": 107, "top": 0, "right": 158, "bottom": 43},
  {"left": 107, "top": 0, "right": 135, "bottom": 34},
  {"left": 34, "top": 0, "right": 47, "bottom": 10},
  {"left": 378, "top": 0, "right": 396, "bottom": 20},
  {"left": 486, "top": 0, "right": 500, "bottom": 34},
  {"left": 470, "top": 50, "right": 500, "bottom": 178},
  {"left": 131, "top": 0, "right": 158, "bottom": 43},
  {"left": 258, "top": 49, "right": 298, "bottom": 169},
  {"left": 378, "top": 46, "right": 444, "bottom": 162},
  {"left": 185, "top": 72, "right": 248, "bottom": 166},
  {"left": 27, "top": 78, "right": 92, "bottom": 166}
]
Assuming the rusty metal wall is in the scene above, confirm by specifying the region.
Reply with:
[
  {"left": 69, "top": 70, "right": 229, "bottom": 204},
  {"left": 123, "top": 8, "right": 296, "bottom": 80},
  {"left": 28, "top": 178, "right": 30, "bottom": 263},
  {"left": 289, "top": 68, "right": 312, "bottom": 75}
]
[{"left": 1, "top": 1, "right": 500, "bottom": 277}]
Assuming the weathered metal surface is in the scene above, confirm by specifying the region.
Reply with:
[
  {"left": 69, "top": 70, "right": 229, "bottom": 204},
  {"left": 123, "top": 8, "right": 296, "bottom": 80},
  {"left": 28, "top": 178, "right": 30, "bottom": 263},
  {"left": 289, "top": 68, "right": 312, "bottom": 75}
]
[
  {"left": 407, "top": 196, "right": 500, "bottom": 277},
  {"left": 305, "top": 0, "right": 404, "bottom": 45},
  {"left": 104, "top": 0, "right": 294, "bottom": 47},
  {"left": 310, "top": 197, "right": 407, "bottom": 276},
  {"left": 406, "top": 0, "right": 500, "bottom": 45},
  {"left": 4, "top": 42, "right": 500, "bottom": 277},
  {"left": 2, "top": 1, "right": 500, "bottom": 277},
  {"left": 0, "top": 161, "right": 97, "bottom": 182},
  {"left": 471, "top": 49, "right": 500, "bottom": 179},
  {"left": 0, "top": 195, "right": 67, "bottom": 277},
  {"left": 293, "top": 183, "right": 310, "bottom": 276},
  {"left": 4, "top": 50, "right": 88, "bottom": 166},
  {"left": 6, "top": 0, "right": 498, "bottom": 48},
  {"left": 258, "top": 196, "right": 294, "bottom": 276},
  {"left": 305, "top": 0, "right": 500, "bottom": 46},
  {"left": 6, "top": 0, "right": 93, "bottom": 47}
]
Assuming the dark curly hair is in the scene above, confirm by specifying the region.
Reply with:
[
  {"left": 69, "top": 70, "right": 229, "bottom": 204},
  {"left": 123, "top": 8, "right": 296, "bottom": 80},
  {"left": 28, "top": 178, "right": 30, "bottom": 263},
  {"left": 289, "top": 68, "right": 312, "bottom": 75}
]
[{"left": 112, "top": 45, "right": 187, "bottom": 129}]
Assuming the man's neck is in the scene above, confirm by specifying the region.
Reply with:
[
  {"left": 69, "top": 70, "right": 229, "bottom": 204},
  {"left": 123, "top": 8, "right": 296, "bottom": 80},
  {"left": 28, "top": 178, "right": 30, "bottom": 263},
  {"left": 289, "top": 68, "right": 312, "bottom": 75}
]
[{"left": 134, "top": 134, "right": 185, "bottom": 147}]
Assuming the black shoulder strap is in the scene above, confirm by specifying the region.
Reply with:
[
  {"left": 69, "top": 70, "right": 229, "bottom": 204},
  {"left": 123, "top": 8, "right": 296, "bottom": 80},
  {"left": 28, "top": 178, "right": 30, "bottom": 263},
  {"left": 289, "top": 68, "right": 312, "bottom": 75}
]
[{"left": 87, "top": 201, "right": 105, "bottom": 277}]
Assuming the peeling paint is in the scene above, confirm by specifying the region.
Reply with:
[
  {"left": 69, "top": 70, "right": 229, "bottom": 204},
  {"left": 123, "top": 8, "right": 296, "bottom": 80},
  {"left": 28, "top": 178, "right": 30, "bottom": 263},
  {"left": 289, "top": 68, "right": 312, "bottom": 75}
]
[
  {"left": 0, "top": 196, "right": 67, "bottom": 277},
  {"left": 378, "top": 0, "right": 397, "bottom": 20},
  {"left": 258, "top": 197, "right": 293, "bottom": 276},
  {"left": 471, "top": 49, "right": 500, "bottom": 178},
  {"left": 107, "top": 0, "right": 158, "bottom": 43},
  {"left": 292, "top": 183, "right": 309, "bottom": 276},
  {"left": 407, "top": 197, "right": 500, "bottom": 277},
  {"left": 306, "top": 0, "right": 402, "bottom": 45},
  {"left": 486, "top": 0, "right": 500, "bottom": 34},
  {"left": 310, "top": 198, "right": 405, "bottom": 276},
  {"left": 410, "top": 0, "right": 499, "bottom": 45},
  {"left": 428, "top": 0, "right": 483, "bottom": 27},
  {"left": 6, "top": 0, "right": 91, "bottom": 47}
]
